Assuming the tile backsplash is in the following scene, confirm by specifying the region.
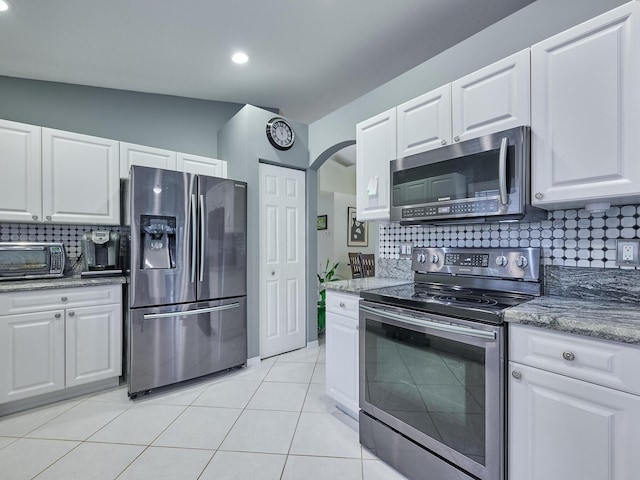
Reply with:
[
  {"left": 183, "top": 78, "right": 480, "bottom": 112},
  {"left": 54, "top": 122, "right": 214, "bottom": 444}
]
[
  {"left": 0, "top": 223, "right": 130, "bottom": 271},
  {"left": 379, "top": 204, "right": 640, "bottom": 269}
]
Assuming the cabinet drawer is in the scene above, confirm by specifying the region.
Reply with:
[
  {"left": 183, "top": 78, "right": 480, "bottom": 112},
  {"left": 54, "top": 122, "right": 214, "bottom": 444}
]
[
  {"left": 510, "top": 324, "right": 640, "bottom": 395},
  {"left": 326, "top": 291, "right": 360, "bottom": 317},
  {"left": 0, "top": 285, "right": 122, "bottom": 316}
]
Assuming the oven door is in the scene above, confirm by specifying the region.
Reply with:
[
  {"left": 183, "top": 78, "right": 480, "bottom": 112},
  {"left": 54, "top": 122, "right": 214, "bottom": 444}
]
[{"left": 359, "top": 301, "right": 504, "bottom": 480}]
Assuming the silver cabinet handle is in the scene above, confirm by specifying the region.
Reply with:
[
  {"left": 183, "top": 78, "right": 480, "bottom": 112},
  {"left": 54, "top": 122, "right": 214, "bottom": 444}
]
[
  {"left": 271, "top": 271, "right": 275, "bottom": 276},
  {"left": 498, "top": 136, "right": 508, "bottom": 205},
  {"left": 453, "top": 135, "right": 460, "bottom": 142},
  {"left": 339, "top": 302, "right": 346, "bottom": 308},
  {"left": 54, "top": 313, "right": 61, "bottom": 318},
  {"left": 32, "top": 215, "right": 38, "bottom": 220},
  {"left": 563, "top": 351, "right": 575, "bottom": 361},
  {"left": 68, "top": 311, "right": 75, "bottom": 317},
  {"left": 512, "top": 370, "right": 522, "bottom": 379},
  {"left": 46, "top": 216, "right": 52, "bottom": 220},
  {"left": 535, "top": 192, "right": 543, "bottom": 200},
  {"left": 61, "top": 297, "right": 68, "bottom": 302},
  {"left": 441, "top": 139, "right": 446, "bottom": 145}
]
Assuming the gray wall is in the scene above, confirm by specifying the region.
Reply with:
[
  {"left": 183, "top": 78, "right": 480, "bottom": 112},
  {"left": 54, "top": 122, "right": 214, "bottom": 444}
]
[
  {"left": 218, "top": 105, "right": 314, "bottom": 360},
  {"left": 0, "top": 76, "right": 249, "bottom": 157},
  {"left": 308, "top": 0, "right": 629, "bottom": 164}
]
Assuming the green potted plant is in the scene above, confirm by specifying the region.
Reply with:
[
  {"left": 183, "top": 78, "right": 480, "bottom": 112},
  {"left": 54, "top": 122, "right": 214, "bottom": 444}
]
[{"left": 317, "top": 258, "right": 341, "bottom": 334}]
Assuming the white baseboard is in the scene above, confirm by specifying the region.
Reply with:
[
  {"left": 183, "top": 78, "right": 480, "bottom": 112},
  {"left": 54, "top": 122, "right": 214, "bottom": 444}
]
[{"left": 246, "top": 356, "right": 261, "bottom": 367}]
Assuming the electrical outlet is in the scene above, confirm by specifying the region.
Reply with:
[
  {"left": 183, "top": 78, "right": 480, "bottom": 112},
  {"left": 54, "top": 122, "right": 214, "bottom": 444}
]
[
  {"left": 399, "top": 242, "right": 412, "bottom": 258},
  {"left": 616, "top": 239, "right": 640, "bottom": 266}
]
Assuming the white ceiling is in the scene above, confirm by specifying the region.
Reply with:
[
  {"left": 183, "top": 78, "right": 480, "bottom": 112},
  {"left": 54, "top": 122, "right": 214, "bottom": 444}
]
[{"left": 0, "top": 0, "right": 534, "bottom": 124}]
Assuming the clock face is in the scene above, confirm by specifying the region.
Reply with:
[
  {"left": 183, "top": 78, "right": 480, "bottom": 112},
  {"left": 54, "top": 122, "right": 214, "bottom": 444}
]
[{"left": 266, "top": 117, "right": 295, "bottom": 150}]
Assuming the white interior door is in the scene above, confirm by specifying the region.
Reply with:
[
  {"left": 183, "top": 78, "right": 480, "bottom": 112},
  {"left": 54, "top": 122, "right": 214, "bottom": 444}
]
[{"left": 259, "top": 163, "right": 306, "bottom": 359}]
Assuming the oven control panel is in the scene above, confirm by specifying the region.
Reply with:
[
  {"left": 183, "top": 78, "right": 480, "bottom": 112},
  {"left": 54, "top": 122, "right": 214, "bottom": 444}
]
[{"left": 412, "top": 247, "right": 540, "bottom": 281}]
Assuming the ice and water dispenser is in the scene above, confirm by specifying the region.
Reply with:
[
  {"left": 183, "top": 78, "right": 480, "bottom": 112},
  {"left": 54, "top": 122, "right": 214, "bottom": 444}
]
[{"left": 140, "top": 215, "right": 176, "bottom": 269}]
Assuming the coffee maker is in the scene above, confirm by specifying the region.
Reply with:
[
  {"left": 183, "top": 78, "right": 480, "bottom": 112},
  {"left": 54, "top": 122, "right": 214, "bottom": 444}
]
[{"left": 81, "top": 230, "right": 121, "bottom": 276}]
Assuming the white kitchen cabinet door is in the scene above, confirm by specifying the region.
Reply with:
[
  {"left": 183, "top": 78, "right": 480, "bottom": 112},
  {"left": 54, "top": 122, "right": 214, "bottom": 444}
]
[
  {"left": 452, "top": 48, "right": 530, "bottom": 143},
  {"left": 0, "top": 310, "right": 65, "bottom": 404},
  {"left": 509, "top": 361, "right": 640, "bottom": 480},
  {"left": 65, "top": 303, "right": 122, "bottom": 387},
  {"left": 42, "top": 129, "right": 120, "bottom": 225},
  {"left": 120, "top": 142, "right": 177, "bottom": 178},
  {"left": 356, "top": 108, "right": 396, "bottom": 221},
  {"left": 176, "top": 152, "right": 227, "bottom": 178},
  {"left": 326, "top": 291, "right": 359, "bottom": 419},
  {"left": 396, "top": 84, "right": 452, "bottom": 157},
  {"left": 0, "top": 120, "right": 43, "bottom": 223},
  {"left": 531, "top": 2, "right": 640, "bottom": 210}
]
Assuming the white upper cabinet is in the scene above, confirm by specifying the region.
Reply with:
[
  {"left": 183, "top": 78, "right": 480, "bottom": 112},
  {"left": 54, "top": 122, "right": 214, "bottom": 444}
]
[
  {"left": 356, "top": 108, "right": 396, "bottom": 221},
  {"left": 397, "top": 84, "right": 452, "bottom": 158},
  {"left": 531, "top": 2, "right": 640, "bottom": 210},
  {"left": 120, "top": 142, "right": 177, "bottom": 178},
  {"left": 452, "top": 48, "right": 531, "bottom": 142},
  {"left": 0, "top": 120, "right": 43, "bottom": 223},
  {"left": 42, "top": 129, "right": 120, "bottom": 225},
  {"left": 176, "top": 152, "right": 227, "bottom": 178}
]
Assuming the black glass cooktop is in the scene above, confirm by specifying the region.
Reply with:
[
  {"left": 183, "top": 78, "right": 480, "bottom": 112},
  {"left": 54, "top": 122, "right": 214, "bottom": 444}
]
[{"left": 360, "top": 283, "right": 534, "bottom": 324}]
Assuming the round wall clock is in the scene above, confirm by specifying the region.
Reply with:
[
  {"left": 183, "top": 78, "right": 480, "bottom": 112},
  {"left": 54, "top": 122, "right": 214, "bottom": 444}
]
[{"left": 266, "top": 117, "right": 295, "bottom": 151}]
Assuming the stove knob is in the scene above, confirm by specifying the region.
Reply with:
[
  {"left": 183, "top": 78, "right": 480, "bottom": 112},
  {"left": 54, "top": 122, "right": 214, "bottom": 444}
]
[
  {"left": 417, "top": 254, "right": 426, "bottom": 263},
  {"left": 515, "top": 256, "right": 529, "bottom": 268},
  {"left": 430, "top": 255, "right": 439, "bottom": 264},
  {"left": 495, "top": 255, "right": 508, "bottom": 267}
]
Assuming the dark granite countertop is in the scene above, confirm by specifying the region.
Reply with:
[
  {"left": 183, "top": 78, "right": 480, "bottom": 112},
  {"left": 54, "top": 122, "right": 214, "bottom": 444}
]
[
  {"left": 324, "top": 277, "right": 413, "bottom": 294},
  {"left": 0, "top": 274, "right": 127, "bottom": 293},
  {"left": 504, "top": 296, "right": 640, "bottom": 345}
]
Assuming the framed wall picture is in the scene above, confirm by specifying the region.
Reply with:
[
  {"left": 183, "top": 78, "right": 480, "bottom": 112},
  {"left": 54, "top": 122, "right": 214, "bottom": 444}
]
[
  {"left": 347, "top": 207, "right": 368, "bottom": 247},
  {"left": 317, "top": 215, "right": 328, "bottom": 230}
]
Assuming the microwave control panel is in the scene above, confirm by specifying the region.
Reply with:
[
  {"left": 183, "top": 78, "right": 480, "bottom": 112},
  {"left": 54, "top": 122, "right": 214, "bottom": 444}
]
[{"left": 402, "top": 199, "right": 499, "bottom": 219}]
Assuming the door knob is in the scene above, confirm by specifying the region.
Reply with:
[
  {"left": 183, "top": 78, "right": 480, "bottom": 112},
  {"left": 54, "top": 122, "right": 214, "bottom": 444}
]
[
  {"left": 511, "top": 370, "right": 522, "bottom": 379},
  {"left": 271, "top": 271, "right": 275, "bottom": 276},
  {"left": 562, "top": 351, "right": 575, "bottom": 361},
  {"left": 32, "top": 215, "right": 38, "bottom": 220},
  {"left": 61, "top": 297, "right": 68, "bottom": 302},
  {"left": 68, "top": 312, "right": 75, "bottom": 317},
  {"left": 453, "top": 135, "right": 460, "bottom": 142},
  {"left": 441, "top": 139, "right": 446, "bottom": 145},
  {"left": 535, "top": 192, "right": 543, "bottom": 200},
  {"left": 54, "top": 313, "right": 61, "bottom": 318}
]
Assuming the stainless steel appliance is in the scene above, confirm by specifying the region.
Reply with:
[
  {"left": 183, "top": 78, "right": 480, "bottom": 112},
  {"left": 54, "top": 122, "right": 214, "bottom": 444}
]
[
  {"left": 81, "top": 230, "right": 121, "bottom": 276},
  {"left": 0, "top": 242, "right": 65, "bottom": 281},
  {"left": 359, "top": 247, "right": 541, "bottom": 480},
  {"left": 128, "top": 165, "right": 247, "bottom": 398},
  {"left": 390, "top": 126, "right": 545, "bottom": 224}
]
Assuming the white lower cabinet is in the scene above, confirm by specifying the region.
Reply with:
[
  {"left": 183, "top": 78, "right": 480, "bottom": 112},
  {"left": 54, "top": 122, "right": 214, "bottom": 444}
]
[
  {"left": 65, "top": 303, "right": 122, "bottom": 387},
  {"left": 0, "top": 310, "right": 66, "bottom": 402},
  {"left": 325, "top": 290, "right": 359, "bottom": 419},
  {"left": 509, "top": 325, "right": 640, "bottom": 480},
  {"left": 0, "top": 285, "right": 122, "bottom": 405}
]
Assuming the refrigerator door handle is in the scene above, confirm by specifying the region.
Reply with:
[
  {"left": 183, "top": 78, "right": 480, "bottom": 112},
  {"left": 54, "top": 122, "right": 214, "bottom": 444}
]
[
  {"left": 199, "top": 194, "right": 205, "bottom": 282},
  {"left": 190, "top": 194, "right": 197, "bottom": 283},
  {"left": 143, "top": 302, "right": 241, "bottom": 320}
]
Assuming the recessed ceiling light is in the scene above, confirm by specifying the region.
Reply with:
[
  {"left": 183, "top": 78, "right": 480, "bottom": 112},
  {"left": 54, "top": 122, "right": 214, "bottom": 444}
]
[
  {"left": 231, "top": 52, "right": 249, "bottom": 65},
  {"left": 0, "top": 1, "right": 9, "bottom": 12}
]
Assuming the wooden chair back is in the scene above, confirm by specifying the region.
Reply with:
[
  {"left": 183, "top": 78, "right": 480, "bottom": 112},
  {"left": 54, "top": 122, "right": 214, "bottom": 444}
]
[
  {"left": 359, "top": 253, "right": 375, "bottom": 278},
  {"left": 348, "top": 252, "right": 362, "bottom": 279}
]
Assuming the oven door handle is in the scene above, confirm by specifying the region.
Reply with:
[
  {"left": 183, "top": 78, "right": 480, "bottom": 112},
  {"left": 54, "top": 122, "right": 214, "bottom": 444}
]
[
  {"left": 360, "top": 305, "right": 497, "bottom": 340},
  {"left": 498, "top": 136, "right": 509, "bottom": 205}
]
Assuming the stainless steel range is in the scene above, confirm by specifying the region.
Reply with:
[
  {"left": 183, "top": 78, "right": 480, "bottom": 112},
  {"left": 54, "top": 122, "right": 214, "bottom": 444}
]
[{"left": 359, "top": 247, "right": 541, "bottom": 480}]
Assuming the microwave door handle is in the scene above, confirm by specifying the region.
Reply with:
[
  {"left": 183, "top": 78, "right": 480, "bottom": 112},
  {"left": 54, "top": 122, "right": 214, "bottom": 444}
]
[
  {"left": 499, "top": 137, "right": 509, "bottom": 205},
  {"left": 190, "top": 194, "right": 197, "bottom": 283}
]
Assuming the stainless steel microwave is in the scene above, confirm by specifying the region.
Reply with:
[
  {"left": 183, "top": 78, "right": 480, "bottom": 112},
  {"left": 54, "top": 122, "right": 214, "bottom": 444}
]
[
  {"left": 390, "top": 126, "right": 545, "bottom": 224},
  {"left": 0, "top": 242, "right": 66, "bottom": 281}
]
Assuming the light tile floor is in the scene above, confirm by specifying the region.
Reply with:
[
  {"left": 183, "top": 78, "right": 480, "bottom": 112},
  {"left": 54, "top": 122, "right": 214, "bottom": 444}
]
[{"left": 0, "top": 342, "right": 408, "bottom": 480}]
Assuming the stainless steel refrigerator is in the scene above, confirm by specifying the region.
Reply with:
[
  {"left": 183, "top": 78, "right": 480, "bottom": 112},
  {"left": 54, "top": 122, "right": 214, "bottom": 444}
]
[{"left": 127, "top": 165, "right": 247, "bottom": 398}]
